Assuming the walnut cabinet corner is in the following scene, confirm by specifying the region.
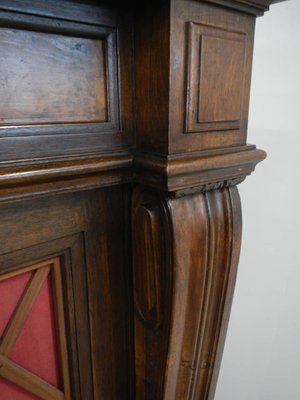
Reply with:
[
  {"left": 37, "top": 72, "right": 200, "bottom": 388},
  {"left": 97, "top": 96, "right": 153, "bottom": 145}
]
[{"left": 0, "top": 0, "right": 287, "bottom": 399}]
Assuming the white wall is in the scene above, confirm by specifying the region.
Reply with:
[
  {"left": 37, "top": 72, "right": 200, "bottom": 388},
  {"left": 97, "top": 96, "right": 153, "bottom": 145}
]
[{"left": 215, "top": 1, "right": 300, "bottom": 399}]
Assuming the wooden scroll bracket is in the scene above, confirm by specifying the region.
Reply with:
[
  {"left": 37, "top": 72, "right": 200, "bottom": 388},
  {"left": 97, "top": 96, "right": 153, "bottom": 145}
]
[
  {"left": 132, "top": 149, "right": 266, "bottom": 399},
  {"left": 132, "top": 155, "right": 262, "bottom": 400}
]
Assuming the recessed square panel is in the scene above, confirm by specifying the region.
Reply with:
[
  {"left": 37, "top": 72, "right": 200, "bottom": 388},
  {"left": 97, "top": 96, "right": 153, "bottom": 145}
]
[
  {"left": 186, "top": 23, "right": 246, "bottom": 133},
  {"left": 0, "top": 28, "right": 108, "bottom": 126},
  {"left": 198, "top": 35, "right": 245, "bottom": 124},
  {"left": 0, "top": 7, "right": 134, "bottom": 165}
]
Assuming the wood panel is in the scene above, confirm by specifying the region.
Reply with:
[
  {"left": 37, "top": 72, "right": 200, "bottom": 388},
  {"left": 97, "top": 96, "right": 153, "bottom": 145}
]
[
  {"left": 186, "top": 22, "right": 246, "bottom": 133},
  {"left": 0, "top": 29, "right": 108, "bottom": 125},
  {"left": 0, "top": 3, "right": 134, "bottom": 165}
]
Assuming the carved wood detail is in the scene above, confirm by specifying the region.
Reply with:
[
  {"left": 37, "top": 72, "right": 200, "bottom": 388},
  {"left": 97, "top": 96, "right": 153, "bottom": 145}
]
[
  {"left": 134, "top": 147, "right": 266, "bottom": 194},
  {"left": 132, "top": 185, "right": 242, "bottom": 399},
  {"left": 172, "top": 176, "right": 245, "bottom": 198}
]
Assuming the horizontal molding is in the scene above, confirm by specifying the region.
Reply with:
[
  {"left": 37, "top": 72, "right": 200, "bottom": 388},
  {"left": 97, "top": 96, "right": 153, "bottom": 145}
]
[
  {"left": 134, "top": 147, "right": 266, "bottom": 194},
  {"left": 0, "top": 0, "right": 119, "bottom": 26},
  {"left": 0, "top": 146, "right": 267, "bottom": 203},
  {"left": 0, "top": 153, "right": 132, "bottom": 185},
  {"left": 199, "top": 0, "right": 285, "bottom": 16},
  {"left": 0, "top": 152, "right": 133, "bottom": 204},
  {"left": 0, "top": 0, "right": 285, "bottom": 21}
]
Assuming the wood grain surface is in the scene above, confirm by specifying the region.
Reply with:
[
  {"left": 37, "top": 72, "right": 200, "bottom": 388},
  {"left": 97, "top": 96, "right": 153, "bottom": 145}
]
[{"left": 0, "top": 29, "right": 107, "bottom": 125}]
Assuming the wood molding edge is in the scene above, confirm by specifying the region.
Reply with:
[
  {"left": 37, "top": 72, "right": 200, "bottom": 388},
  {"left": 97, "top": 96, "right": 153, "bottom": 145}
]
[{"left": 134, "top": 147, "right": 266, "bottom": 195}]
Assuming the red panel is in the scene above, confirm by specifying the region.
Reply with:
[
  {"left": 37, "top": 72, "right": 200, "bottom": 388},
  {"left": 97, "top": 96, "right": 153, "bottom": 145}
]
[
  {"left": 0, "top": 268, "right": 62, "bottom": 399},
  {"left": 0, "top": 271, "right": 40, "bottom": 399},
  {"left": 0, "top": 378, "right": 40, "bottom": 400},
  {"left": 10, "top": 273, "right": 61, "bottom": 388},
  {"left": 0, "top": 271, "right": 32, "bottom": 338}
]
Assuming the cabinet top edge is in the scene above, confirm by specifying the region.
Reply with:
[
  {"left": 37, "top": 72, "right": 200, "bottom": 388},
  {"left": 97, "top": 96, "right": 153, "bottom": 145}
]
[
  {"left": 0, "top": 0, "right": 289, "bottom": 20},
  {"left": 197, "top": 0, "right": 288, "bottom": 16}
]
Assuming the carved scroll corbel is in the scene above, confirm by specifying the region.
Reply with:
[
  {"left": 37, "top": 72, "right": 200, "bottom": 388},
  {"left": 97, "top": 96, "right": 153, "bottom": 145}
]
[{"left": 132, "top": 185, "right": 242, "bottom": 399}]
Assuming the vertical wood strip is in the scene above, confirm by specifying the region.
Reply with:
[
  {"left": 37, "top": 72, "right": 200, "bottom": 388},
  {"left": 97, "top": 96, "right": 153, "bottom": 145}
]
[{"left": 51, "top": 257, "right": 71, "bottom": 400}]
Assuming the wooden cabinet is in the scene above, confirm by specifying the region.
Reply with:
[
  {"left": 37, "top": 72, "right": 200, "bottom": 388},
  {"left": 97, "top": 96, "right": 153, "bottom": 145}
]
[{"left": 0, "top": 0, "right": 286, "bottom": 399}]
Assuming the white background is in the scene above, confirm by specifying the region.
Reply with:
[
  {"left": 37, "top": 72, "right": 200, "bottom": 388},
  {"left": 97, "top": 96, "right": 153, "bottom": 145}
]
[{"left": 215, "top": 1, "right": 300, "bottom": 399}]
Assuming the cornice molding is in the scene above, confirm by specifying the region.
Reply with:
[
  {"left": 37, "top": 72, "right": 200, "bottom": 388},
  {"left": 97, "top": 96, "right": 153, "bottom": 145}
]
[
  {"left": 134, "top": 147, "right": 266, "bottom": 195},
  {"left": 0, "top": 146, "right": 266, "bottom": 203},
  {"left": 201, "top": 0, "right": 287, "bottom": 16}
]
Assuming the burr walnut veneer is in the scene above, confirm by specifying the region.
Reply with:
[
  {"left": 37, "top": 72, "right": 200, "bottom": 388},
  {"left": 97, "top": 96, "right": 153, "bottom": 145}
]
[{"left": 0, "top": 0, "right": 286, "bottom": 399}]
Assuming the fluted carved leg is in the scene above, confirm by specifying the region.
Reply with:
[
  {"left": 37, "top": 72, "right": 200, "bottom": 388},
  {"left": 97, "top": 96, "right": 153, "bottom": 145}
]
[{"left": 132, "top": 186, "right": 242, "bottom": 399}]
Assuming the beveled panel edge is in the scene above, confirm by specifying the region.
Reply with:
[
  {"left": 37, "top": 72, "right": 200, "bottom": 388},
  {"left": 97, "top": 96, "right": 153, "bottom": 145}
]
[{"left": 186, "top": 22, "right": 247, "bottom": 134}]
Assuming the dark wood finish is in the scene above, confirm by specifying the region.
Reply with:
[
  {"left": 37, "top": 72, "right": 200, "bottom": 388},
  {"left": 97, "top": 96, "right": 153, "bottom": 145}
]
[
  {"left": 132, "top": 186, "right": 241, "bottom": 399},
  {"left": 135, "top": 0, "right": 255, "bottom": 154},
  {"left": 0, "top": 1, "right": 134, "bottom": 166},
  {"left": 0, "top": 0, "right": 287, "bottom": 399},
  {"left": 134, "top": 147, "right": 266, "bottom": 194},
  {"left": 0, "top": 188, "right": 133, "bottom": 399},
  {"left": 132, "top": 189, "right": 173, "bottom": 399},
  {"left": 0, "top": 30, "right": 108, "bottom": 125},
  {"left": 198, "top": 0, "right": 287, "bottom": 16}
]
